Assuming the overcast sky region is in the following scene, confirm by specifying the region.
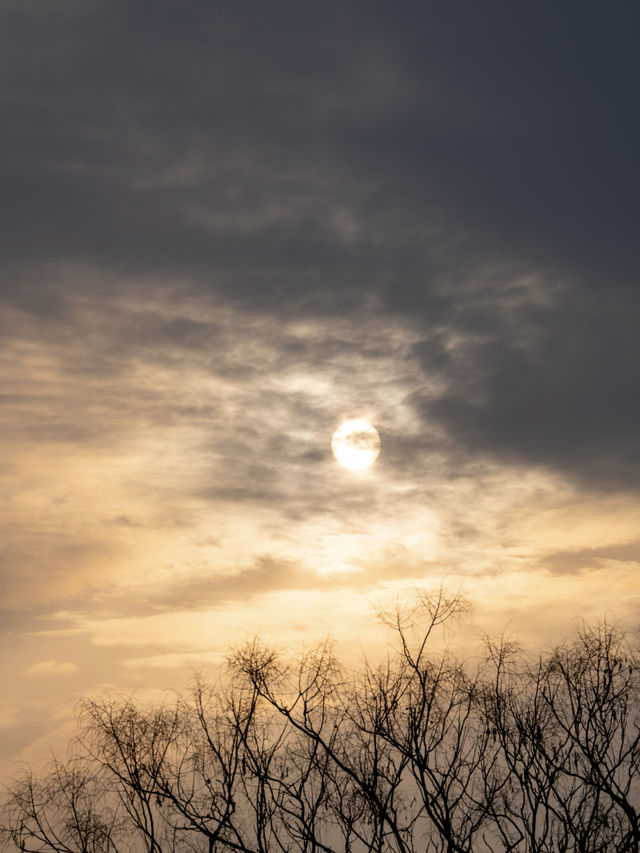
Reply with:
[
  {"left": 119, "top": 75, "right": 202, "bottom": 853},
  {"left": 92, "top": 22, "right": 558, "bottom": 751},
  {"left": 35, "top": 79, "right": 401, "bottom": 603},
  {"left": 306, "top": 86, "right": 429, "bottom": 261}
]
[{"left": 1, "top": 1, "right": 639, "bottom": 775}]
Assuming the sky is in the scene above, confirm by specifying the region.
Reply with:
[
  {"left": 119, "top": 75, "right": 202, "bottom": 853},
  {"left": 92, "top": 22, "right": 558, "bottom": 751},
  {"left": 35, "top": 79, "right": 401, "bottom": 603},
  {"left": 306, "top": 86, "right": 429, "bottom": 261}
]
[{"left": 1, "top": 0, "right": 639, "bottom": 775}]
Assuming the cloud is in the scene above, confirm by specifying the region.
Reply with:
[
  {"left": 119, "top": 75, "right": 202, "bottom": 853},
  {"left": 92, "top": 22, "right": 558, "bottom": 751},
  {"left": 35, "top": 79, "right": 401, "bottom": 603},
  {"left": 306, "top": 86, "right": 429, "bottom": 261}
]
[
  {"left": 542, "top": 540, "right": 640, "bottom": 576},
  {"left": 0, "top": 0, "right": 638, "bottom": 784},
  {"left": 0, "top": 706, "right": 21, "bottom": 730},
  {"left": 412, "top": 276, "right": 640, "bottom": 491},
  {"left": 26, "top": 659, "right": 79, "bottom": 676},
  {"left": 0, "top": 1, "right": 636, "bottom": 498}
]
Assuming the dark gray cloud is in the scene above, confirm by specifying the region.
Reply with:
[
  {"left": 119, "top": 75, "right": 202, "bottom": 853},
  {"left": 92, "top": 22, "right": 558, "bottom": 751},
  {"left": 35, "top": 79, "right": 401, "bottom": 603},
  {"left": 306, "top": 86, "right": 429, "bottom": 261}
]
[
  {"left": 412, "top": 279, "right": 640, "bottom": 490},
  {"left": 1, "top": 0, "right": 638, "bottom": 494}
]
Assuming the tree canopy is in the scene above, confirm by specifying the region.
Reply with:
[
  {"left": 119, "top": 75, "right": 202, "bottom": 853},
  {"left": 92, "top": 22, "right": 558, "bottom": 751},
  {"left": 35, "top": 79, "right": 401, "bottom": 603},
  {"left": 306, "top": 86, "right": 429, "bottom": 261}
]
[{"left": 3, "top": 591, "right": 640, "bottom": 852}]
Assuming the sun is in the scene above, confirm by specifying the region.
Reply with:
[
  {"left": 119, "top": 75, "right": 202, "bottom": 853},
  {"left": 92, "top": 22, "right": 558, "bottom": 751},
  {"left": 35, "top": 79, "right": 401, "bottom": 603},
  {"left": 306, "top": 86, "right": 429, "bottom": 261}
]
[{"left": 331, "top": 420, "right": 381, "bottom": 471}]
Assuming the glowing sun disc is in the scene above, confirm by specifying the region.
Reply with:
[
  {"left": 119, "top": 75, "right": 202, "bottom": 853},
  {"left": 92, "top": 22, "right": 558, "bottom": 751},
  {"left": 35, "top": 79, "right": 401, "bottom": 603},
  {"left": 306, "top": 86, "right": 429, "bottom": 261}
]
[{"left": 331, "top": 420, "right": 381, "bottom": 471}]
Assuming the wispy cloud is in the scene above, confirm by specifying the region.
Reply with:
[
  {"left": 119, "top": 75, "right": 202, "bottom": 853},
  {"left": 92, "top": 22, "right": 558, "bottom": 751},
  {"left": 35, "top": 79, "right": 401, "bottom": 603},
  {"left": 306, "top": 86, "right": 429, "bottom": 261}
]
[{"left": 26, "top": 660, "right": 79, "bottom": 676}]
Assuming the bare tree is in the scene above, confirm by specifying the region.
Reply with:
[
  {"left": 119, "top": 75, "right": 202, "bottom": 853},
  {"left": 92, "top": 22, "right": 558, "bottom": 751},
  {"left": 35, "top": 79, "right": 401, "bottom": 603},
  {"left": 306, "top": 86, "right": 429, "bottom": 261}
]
[
  {"left": 78, "top": 687, "right": 263, "bottom": 853},
  {"left": 484, "top": 622, "right": 640, "bottom": 852},
  {"left": 540, "top": 623, "right": 640, "bottom": 852},
  {"left": 230, "top": 588, "right": 496, "bottom": 853},
  {"left": 1, "top": 757, "right": 120, "bottom": 853},
  {"left": 3, "top": 596, "right": 640, "bottom": 853},
  {"left": 369, "top": 591, "right": 499, "bottom": 852}
]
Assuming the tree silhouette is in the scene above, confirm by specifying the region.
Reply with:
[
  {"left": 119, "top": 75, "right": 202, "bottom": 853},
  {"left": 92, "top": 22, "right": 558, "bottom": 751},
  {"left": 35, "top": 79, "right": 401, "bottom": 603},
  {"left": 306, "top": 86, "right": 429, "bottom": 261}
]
[{"left": 2, "top": 592, "right": 640, "bottom": 852}]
